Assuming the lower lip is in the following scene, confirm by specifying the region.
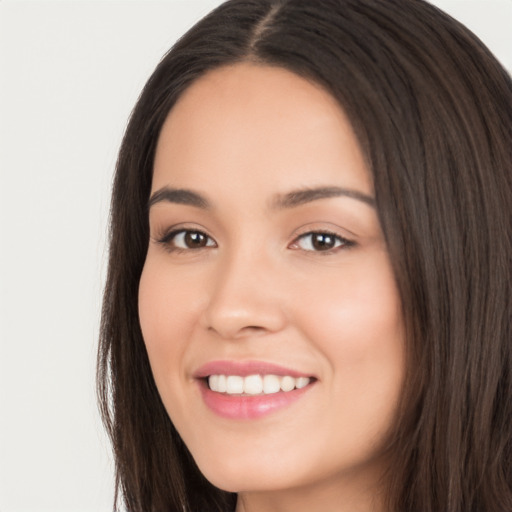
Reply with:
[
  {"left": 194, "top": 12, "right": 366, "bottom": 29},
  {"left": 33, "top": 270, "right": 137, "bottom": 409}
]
[{"left": 199, "top": 381, "right": 313, "bottom": 420}]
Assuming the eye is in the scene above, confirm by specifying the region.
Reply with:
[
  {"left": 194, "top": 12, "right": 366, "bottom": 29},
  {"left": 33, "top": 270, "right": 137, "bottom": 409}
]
[
  {"left": 158, "top": 229, "right": 216, "bottom": 251},
  {"left": 291, "top": 231, "right": 352, "bottom": 252}
]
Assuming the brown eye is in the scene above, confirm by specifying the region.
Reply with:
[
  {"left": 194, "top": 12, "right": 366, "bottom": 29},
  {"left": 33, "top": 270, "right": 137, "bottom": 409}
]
[
  {"left": 184, "top": 231, "right": 209, "bottom": 248},
  {"left": 311, "top": 233, "right": 336, "bottom": 250},
  {"left": 163, "top": 230, "right": 216, "bottom": 250},
  {"left": 293, "top": 232, "right": 351, "bottom": 252}
]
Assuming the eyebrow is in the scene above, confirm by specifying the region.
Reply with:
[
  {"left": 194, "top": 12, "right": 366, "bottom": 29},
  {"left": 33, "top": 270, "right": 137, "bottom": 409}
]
[
  {"left": 271, "top": 186, "right": 375, "bottom": 209},
  {"left": 149, "top": 187, "right": 210, "bottom": 209},
  {"left": 148, "top": 185, "right": 375, "bottom": 211}
]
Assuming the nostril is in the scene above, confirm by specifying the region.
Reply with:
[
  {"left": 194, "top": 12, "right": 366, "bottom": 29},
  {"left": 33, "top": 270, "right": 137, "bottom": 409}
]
[
  {"left": 237, "top": 325, "right": 269, "bottom": 337},
  {"left": 207, "top": 324, "right": 267, "bottom": 339}
]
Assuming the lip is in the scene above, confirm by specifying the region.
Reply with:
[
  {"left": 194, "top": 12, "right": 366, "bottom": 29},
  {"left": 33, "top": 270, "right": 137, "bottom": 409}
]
[
  {"left": 194, "top": 360, "right": 313, "bottom": 379},
  {"left": 194, "top": 360, "right": 316, "bottom": 420}
]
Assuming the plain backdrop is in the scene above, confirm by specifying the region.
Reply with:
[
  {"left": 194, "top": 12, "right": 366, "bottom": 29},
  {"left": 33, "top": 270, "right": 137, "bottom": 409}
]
[{"left": 0, "top": 1, "right": 510, "bottom": 511}]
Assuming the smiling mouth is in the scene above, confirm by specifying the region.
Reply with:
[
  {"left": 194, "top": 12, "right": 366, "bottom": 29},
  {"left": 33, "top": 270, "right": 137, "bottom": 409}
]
[
  {"left": 207, "top": 374, "right": 313, "bottom": 395},
  {"left": 198, "top": 367, "right": 316, "bottom": 419}
]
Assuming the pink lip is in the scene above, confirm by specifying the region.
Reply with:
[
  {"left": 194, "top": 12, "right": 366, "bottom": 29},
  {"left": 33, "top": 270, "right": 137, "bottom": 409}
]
[
  {"left": 194, "top": 360, "right": 316, "bottom": 420},
  {"left": 194, "top": 360, "right": 312, "bottom": 379}
]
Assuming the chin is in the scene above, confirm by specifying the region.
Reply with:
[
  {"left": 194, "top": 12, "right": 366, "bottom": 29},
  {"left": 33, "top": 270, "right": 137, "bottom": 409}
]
[
  {"left": 203, "top": 468, "right": 297, "bottom": 494},
  {"left": 191, "top": 448, "right": 308, "bottom": 493}
]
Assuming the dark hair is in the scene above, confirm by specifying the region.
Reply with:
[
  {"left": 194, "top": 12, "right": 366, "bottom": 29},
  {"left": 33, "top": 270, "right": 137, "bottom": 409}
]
[{"left": 97, "top": 1, "right": 512, "bottom": 510}]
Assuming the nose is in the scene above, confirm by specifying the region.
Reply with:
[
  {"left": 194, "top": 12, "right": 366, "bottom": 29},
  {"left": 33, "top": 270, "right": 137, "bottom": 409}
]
[{"left": 201, "top": 249, "right": 287, "bottom": 340}]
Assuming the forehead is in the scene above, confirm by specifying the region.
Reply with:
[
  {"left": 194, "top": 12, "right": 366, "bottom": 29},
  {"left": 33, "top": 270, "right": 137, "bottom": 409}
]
[{"left": 152, "top": 62, "right": 372, "bottom": 197}]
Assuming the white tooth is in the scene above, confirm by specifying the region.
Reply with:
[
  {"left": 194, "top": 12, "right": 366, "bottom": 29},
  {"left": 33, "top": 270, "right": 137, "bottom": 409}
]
[
  {"left": 208, "top": 375, "right": 219, "bottom": 392},
  {"left": 263, "top": 374, "right": 281, "bottom": 394},
  {"left": 217, "top": 375, "right": 227, "bottom": 393},
  {"left": 226, "top": 375, "right": 244, "bottom": 394},
  {"left": 280, "top": 375, "right": 295, "bottom": 392},
  {"left": 244, "top": 374, "right": 263, "bottom": 395},
  {"left": 296, "top": 377, "right": 310, "bottom": 389}
]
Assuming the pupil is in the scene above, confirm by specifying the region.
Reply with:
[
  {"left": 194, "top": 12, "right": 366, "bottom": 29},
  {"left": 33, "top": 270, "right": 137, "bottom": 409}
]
[
  {"left": 312, "top": 233, "right": 334, "bottom": 250},
  {"left": 185, "top": 231, "right": 206, "bottom": 247}
]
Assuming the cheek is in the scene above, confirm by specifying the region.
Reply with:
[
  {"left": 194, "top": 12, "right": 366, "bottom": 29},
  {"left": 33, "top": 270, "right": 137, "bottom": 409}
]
[
  {"left": 138, "top": 259, "right": 198, "bottom": 383},
  {"left": 299, "top": 251, "right": 402, "bottom": 348},
  {"left": 294, "top": 252, "right": 405, "bottom": 411}
]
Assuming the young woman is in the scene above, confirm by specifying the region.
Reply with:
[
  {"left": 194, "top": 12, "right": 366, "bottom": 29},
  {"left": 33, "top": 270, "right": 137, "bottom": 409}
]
[{"left": 97, "top": 1, "right": 512, "bottom": 511}]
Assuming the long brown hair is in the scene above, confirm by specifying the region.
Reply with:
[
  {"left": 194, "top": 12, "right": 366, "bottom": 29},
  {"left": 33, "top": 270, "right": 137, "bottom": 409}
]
[{"left": 97, "top": 1, "right": 512, "bottom": 510}]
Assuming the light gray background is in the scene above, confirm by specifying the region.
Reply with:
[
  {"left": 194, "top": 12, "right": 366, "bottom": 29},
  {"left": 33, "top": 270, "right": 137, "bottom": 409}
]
[{"left": 0, "top": 1, "right": 510, "bottom": 511}]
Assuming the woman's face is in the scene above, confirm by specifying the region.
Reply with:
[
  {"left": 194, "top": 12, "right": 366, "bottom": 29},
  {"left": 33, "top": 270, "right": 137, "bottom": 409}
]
[{"left": 139, "top": 63, "right": 405, "bottom": 504}]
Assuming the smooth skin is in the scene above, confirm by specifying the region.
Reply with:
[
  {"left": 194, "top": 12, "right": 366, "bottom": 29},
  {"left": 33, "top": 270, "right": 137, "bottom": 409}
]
[{"left": 138, "top": 63, "right": 405, "bottom": 512}]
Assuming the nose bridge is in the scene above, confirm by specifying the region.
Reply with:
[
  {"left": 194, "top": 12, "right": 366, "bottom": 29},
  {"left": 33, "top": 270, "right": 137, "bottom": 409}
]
[{"left": 202, "top": 240, "right": 285, "bottom": 339}]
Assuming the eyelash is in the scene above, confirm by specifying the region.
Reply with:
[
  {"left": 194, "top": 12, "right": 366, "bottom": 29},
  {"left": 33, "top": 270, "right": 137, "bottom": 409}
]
[
  {"left": 156, "top": 228, "right": 355, "bottom": 254},
  {"left": 290, "top": 230, "right": 355, "bottom": 254},
  {"left": 156, "top": 228, "right": 216, "bottom": 254}
]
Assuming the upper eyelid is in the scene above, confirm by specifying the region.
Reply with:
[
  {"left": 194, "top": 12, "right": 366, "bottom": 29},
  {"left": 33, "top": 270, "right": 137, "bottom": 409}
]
[
  {"left": 291, "top": 231, "right": 352, "bottom": 245},
  {"left": 290, "top": 225, "right": 354, "bottom": 242},
  {"left": 294, "top": 229, "right": 345, "bottom": 239},
  {"left": 155, "top": 225, "right": 213, "bottom": 241}
]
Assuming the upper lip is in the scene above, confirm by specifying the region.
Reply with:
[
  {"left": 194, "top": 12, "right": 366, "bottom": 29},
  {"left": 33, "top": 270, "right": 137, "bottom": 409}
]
[{"left": 193, "top": 360, "right": 315, "bottom": 379}]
